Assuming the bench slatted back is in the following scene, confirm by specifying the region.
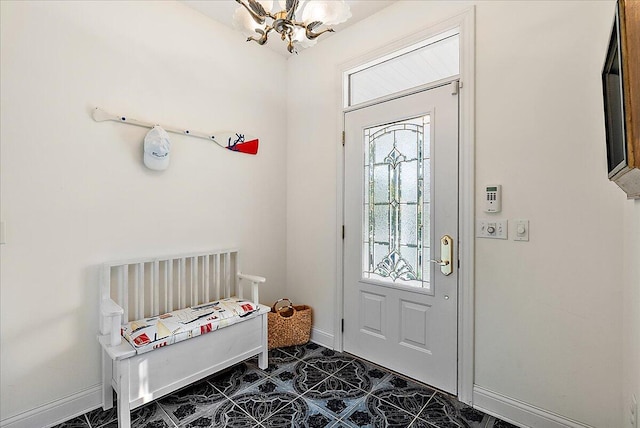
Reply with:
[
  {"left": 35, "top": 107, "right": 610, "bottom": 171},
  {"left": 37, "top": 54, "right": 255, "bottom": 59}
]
[{"left": 101, "top": 250, "right": 239, "bottom": 330}]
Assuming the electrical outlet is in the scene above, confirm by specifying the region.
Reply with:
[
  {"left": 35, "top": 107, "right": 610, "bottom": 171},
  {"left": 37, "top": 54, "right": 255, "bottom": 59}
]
[{"left": 631, "top": 394, "right": 638, "bottom": 428}]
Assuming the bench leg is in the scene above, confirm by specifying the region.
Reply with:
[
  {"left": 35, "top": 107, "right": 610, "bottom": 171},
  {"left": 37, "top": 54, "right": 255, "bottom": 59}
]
[
  {"left": 117, "top": 361, "right": 131, "bottom": 428},
  {"left": 102, "top": 350, "right": 114, "bottom": 410},
  {"left": 258, "top": 314, "right": 268, "bottom": 370}
]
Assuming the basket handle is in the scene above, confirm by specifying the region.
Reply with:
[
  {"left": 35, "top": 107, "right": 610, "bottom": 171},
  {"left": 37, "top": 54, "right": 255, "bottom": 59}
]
[
  {"left": 272, "top": 298, "right": 295, "bottom": 318},
  {"left": 272, "top": 298, "right": 294, "bottom": 313}
]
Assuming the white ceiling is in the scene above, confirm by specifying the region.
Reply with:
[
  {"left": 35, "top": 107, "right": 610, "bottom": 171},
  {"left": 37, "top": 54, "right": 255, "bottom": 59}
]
[{"left": 181, "top": 0, "right": 396, "bottom": 56}]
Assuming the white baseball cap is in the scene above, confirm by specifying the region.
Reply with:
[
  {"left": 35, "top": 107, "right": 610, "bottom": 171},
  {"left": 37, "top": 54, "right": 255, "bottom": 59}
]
[{"left": 143, "top": 126, "right": 171, "bottom": 171}]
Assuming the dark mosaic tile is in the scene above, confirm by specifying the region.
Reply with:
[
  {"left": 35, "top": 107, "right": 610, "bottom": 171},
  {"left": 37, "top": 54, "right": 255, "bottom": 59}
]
[
  {"left": 187, "top": 401, "right": 259, "bottom": 427},
  {"left": 261, "top": 397, "right": 339, "bottom": 428},
  {"left": 231, "top": 376, "right": 298, "bottom": 402},
  {"left": 252, "top": 348, "right": 303, "bottom": 376},
  {"left": 332, "top": 359, "right": 392, "bottom": 393},
  {"left": 252, "top": 349, "right": 299, "bottom": 373},
  {"left": 180, "top": 416, "right": 218, "bottom": 428},
  {"left": 157, "top": 379, "right": 227, "bottom": 426},
  {"left": 407, "top": 418, "right": 435, "bottom": 428},
  {"left": 303, "top": 353, "right": 357, "bottom": 376},
  {"left": 98, "top": 403, "right": 174, "bottom": 428},
  {"left": 341, "top": 395, "right": 418, "bottom": 428},
  {"left": 287, "top": 360, "right": 336, "bottom": 395},
  {"left": 207, "top": 361, "right": 269, "bottom": 397},
  {"left": 271, "top": 367, "right": 298, "bottom": 386},
  {"left": 416, "top": 393, "right": 489, "bottom": 428},
  {"left": 265, "top": 354, "right": 301, "bottom": 377},
  {"left": 301, "top": 376, "right": 368, "bottom": 419},
  {"left": 70, "top": 345, "right": 499, "bottom": 428},
  {"left": 370, "top": 375, "right": 435, "bottom": 416},
  {"left": 278, "top": 342, "right": 324, "bottom": 360},
  {"left": 269, "top": 347, "right": 302, "bottom": 361},
  {"left": 370, "top": 388, "right": 432, "bottom": 418},
  {"left": 85, "top": 405, "right": 117, "bottom": 428},
  {"left": 228, "top": 390, "right": 300, "bottom": 423},
  {"left": 372, "top": 374, "right": 437, "bottom": 395},
  {"left": 492, "top": 418, "right": 519, "bottom": 428},
  {"left": 459, "top": 406, "right": 487, "bottom": 425},
  {"left": 51, "top": 415, "right": 89, "bottom": 428}
]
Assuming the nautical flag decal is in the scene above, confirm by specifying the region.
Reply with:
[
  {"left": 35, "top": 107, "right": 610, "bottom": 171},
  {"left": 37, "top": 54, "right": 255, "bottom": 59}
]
[
  {"left": 201, "top": 323, "right": 213, "bottom": 335},
  {"left": 133, "top": 333, "right": 150, "bottom": 346},
  {"left": 226, "top": 136, "right": 259, "bottom": 155}
]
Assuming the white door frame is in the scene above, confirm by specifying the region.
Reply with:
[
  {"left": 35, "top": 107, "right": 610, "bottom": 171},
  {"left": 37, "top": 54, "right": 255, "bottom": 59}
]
[{"left": 334, "top": 7, "right": 476, "bottom": 405}]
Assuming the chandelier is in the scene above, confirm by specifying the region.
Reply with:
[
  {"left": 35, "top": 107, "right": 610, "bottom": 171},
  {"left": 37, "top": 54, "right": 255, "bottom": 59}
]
[{"left": 233, "top": 0, "right": 351, "bottom": 53}]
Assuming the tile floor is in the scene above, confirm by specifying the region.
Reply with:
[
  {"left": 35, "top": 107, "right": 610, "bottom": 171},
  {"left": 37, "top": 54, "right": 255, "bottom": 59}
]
[{"left": 54, "top": 343, "right": 518, "bottom": 428}]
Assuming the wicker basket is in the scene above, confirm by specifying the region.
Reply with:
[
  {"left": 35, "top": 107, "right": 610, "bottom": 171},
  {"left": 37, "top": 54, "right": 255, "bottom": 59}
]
[{"left": 267, "top": 298, "right": 312, "bottom": 350}]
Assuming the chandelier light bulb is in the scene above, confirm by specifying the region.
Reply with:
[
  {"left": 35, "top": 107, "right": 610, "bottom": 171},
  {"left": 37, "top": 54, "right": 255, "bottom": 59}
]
[
  {"left": 232, "top": 6, "right": 266, "bottom": 38},
  {"left": 301, "top": 0, "right": 351, "bottom": 26},
  {"left": 260, "top": 0, "right": 274, "bottom": 12}
]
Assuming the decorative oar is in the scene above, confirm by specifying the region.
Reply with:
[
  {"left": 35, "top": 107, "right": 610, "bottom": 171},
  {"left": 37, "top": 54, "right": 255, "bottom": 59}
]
[{"left": 92, "top": 107, "right": 259, "bottom": 155}]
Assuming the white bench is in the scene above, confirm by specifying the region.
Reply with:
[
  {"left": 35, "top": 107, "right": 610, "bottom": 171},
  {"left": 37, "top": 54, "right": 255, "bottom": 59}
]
[{"left": 97, "top": 250, "right": 269, "bottom": 428}]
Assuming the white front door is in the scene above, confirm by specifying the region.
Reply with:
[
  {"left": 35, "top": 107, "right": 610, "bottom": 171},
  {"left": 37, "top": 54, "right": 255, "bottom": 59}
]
[{"left": 343, "top": 82, "right": 459, "bottom": 394}]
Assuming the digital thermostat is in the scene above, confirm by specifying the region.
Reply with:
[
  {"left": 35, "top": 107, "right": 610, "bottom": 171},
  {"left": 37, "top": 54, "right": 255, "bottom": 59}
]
[{"left": 484, "top": 185, "right": 502, "bottom": 213}]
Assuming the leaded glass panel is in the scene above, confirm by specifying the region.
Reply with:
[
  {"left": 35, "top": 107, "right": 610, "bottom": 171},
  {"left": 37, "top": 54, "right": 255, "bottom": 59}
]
[
  {"left": 399, "top": 160, "right": 418, "bottom": 203},
  {"left": 362, "top": 116, "right": 431, "bottom": 289},
  {"left": 373, "top": 166, "right": 389, "bottom": 203},
  {"left": 400, "top": 204, "right": 417, "bottom": 245}
]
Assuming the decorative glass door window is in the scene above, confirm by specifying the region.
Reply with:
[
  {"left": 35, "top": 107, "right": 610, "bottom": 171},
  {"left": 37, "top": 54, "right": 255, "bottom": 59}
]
[{"left": 363, "top": 116, "right": 431, "bottom": 289}]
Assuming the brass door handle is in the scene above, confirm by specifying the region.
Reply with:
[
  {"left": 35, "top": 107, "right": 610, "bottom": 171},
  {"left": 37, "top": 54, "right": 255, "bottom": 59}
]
[{"left": 437, "top": 235, "right": 453, "bottom": 276}]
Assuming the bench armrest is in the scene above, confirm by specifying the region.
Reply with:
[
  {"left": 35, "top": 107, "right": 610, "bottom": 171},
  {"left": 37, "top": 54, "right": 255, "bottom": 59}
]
[
  {"left": 101, "top": 298, "right": 124, "bottom": 317},
  {"left": 101, "top": 299, "right": 124, "bottom": 347},
  {"left": 238, "top": 273, "right": 266, "bottom": 284},
  {"left": 238, "top": 272, "right": 266, "bottom": 304}
]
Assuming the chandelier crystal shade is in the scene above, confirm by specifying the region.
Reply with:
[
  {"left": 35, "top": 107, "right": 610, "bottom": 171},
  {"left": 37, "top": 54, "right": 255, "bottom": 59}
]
[{"left": 233, "top": 0, "right": 351, "bottom": 53}]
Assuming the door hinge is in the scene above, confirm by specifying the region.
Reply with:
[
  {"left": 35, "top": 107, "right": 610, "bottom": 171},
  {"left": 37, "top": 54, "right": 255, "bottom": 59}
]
[
  {"left": 341, "top": 318, "right": 344, "bottom": 332},
  {"left": 342, "top": 131, "right": 345, "bottom": 146},
  {"left": 458, "top": 259, "right": 461, "bottom": 269},
  {"left": 451, "top": 81, "right": 460, "bottom": 95},
  {"left": 342, "top": 225, "right": 345, "bottom": 239}
]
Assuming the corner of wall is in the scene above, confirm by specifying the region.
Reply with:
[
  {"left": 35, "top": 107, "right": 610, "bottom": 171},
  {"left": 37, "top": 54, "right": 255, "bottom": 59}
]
[{"left": 622, "top": 198, "right": 640, "bottom": 428}]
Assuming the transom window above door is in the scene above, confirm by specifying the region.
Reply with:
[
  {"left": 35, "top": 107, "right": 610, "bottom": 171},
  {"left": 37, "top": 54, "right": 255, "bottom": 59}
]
[{"left": 344, "top": 29, "right": 459, "bottom": 107}]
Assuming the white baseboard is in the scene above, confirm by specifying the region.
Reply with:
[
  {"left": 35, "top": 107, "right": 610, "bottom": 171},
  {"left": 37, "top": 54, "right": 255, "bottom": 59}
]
[
  {"left": 310, "top": 327, "right": 334, "bottom": 349},
  {"left": 0, "top": 385, "right": 102, "bottom": 428},
  {"left": 473, "top": 385, "right": 593, "bottom": 428}
]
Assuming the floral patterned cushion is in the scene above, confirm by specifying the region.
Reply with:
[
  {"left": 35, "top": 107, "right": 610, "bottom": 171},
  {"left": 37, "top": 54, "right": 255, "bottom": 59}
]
[{"left": 122, "top": 298, "right": 265, "bottom": 354}]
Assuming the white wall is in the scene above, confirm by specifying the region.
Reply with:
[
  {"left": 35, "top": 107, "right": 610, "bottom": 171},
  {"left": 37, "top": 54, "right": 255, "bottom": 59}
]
[
  {"left": 472, "top": 3, "right": 623, "bottom": 427},
  {"left": 286, "top": 1, "right": 624, "bottom": 427},
  {"left": 0, "top": 1, "right": 287, "bottom": 423},
  {"left": 623, "top": 200, "right": 640, "bottom": 426}
]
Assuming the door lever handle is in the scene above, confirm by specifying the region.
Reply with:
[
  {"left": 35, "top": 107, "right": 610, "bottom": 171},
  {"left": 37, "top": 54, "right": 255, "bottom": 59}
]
[{"left": 433, "top": 235, "right": 454, "bottom": 276}]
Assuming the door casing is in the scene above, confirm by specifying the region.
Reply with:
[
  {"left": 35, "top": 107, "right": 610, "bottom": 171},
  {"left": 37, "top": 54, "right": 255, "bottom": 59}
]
[{"left": 335, "top": 7, "right": 476, "bottom": 404}]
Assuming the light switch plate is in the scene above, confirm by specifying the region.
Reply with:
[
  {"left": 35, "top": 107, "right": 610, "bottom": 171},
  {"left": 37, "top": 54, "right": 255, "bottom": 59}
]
[
  {"left": 513, "top": 219, "right": 529, "bottom": 241},
  {"left": 477, "top": 219, "right": 507, "bottom": 239}
]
